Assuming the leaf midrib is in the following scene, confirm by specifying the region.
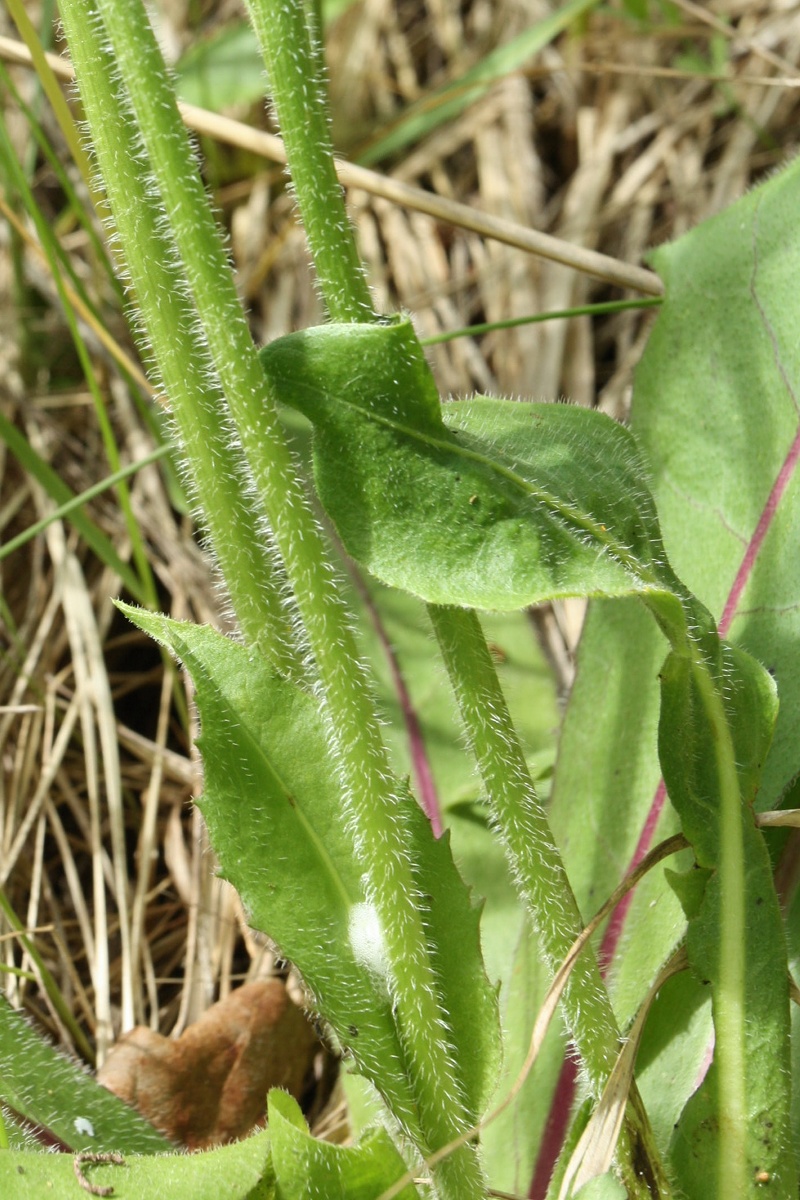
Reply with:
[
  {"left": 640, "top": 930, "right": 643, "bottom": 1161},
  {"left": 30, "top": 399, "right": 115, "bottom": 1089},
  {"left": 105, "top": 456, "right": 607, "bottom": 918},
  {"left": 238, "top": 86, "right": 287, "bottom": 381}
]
[{"left": 187, "top": 643, "right": 358, "bottom": 916}]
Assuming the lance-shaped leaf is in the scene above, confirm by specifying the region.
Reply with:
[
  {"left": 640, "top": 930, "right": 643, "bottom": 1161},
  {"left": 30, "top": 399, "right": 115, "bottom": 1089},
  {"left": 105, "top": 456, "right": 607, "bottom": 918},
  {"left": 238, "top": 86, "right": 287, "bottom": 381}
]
[
  {"left": 259, "top": 320, "right": 685, "bottom": 625},
  {"left": 117, "top": 606, "right": 499, "bottom": 1141}
]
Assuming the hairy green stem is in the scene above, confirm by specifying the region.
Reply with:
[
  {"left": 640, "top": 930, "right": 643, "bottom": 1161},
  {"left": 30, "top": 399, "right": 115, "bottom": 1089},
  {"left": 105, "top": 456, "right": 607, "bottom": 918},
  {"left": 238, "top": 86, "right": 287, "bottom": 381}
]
[
  {"left": 245, "top": 2, "right": 670, "bottom": 1191},
  {"left": 58, "top": 1, "right": 299, "bottom": 679},
  {"left": 430, "top": 608, "right": 616, "bottom": 1085},
  {"left": 61, "top": 1, "right": 482, "bottom": 1192},
  {"left": 246, "top": 0, "right": 374, "bottom": 322},
  {"left": 430, "top": 605, "right": 671, "bottom": 1198}
]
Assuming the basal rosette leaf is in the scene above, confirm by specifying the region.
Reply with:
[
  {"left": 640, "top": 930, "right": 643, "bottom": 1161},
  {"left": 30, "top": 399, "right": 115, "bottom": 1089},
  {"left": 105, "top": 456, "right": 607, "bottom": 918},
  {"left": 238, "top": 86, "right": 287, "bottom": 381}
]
[
  {"left": 637, "top": 154, "right": 800, "bottom": 814},
  {"left": 543, "top": 157, "right": 800, "bottom": 1194},
  {"left": 0, "top": 1131, "right": 275, "bottom": 1199},
  {"left": 258, "top": 320, "right": 685, "bottom": 624},
  {"left": 117, "top": 605, "right": 499, "bottom": 1146},
  {"left": 0, "top": 996, "right": 173, "bottom": 1155}
]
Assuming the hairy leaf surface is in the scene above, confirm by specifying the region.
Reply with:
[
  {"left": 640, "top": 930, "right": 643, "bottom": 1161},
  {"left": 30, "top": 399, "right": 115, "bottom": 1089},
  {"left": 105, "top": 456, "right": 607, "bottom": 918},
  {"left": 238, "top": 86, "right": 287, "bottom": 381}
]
[
  {"left": 658, "top": 639, "right": 793, "bottom": 1195},
  {"left": 0, "top": 995, "right": 172, "bottom": 1154},
  {"left": 268, "top": 1090, "right": 419, "bottom": 1199},
  {"left": 119, "top": 607, "right": 499, "bottom": 1138},
  {"left": 547, "top": 156, "right": 800, "bottom": 1193},
  {"left": 0, "top": 1132, "right": 274, "bottom": 1198},
  {"left": 259, "top": 321, "right": 683, "bottom": 618}
]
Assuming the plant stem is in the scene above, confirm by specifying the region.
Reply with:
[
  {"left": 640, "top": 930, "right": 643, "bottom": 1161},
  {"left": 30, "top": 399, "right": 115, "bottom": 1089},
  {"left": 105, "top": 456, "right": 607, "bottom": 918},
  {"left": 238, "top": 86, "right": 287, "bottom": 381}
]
[
  {"left": 62, "top": 2, "right": 483, "bottom": 1192},
  {"left": 430, "top": 610, "right": 612, "bottom": 1079},
  {"left": 246, "top": 0, "right": 375, "bottom": 322},
  {"left": 430, "top": 605, "right": 671, "bottom": 1198},
  {"left": 58, "top": 0, "right": 300, "bottom": 680},
  {"left": 246, "top": 3, "right": 669, "bottom": 1191}
]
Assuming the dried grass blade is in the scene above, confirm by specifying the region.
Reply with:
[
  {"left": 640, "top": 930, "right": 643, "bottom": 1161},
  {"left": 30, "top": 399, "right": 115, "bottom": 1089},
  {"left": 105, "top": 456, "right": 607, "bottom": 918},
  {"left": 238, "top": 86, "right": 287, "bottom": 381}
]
[
  {"left": 0, "top": 36, "right": 663, "bottom": 295},
  {"left": 557, "top": 947, "right": 689, "bottom": 1200}
]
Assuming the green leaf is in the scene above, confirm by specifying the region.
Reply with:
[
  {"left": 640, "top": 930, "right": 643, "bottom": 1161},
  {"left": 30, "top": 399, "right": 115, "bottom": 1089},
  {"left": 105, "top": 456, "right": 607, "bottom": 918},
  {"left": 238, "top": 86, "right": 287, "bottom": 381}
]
[
  {"left": 118, "top": 607, "right": 500, "bottom": 1139},
  {"left": 658, "top": 640, "right": 794, "bottom": 1195},
  {"left": 406, "top": 818, "right": 501, "bottom": 1123},
  {"left": 662, "top": 864, "right": 712, "bottom": 920},
  {"left": 118, "top": 606, "right": 416, "bottom": 1134},
  {"left": 544, "top": 154, "right": 800, "bottom": 1185},
  {"left": 174, "top": 22, "right": 268, "bottom": 111},
  {"left": 573, "top": 1174, "right": 627, "bottom": 1200},
  {"left": 636, "top": 154, "right": 800, "bottom": 814},
  {"left": 658, "top": 639, "right": 777, "bottom": 863},
  {"left": 632, "top": 158, "right": 800, "bottom": 1197},
  {"left": 0, "top": 995, "right": 172, "bottom": 1155},
  {"left": 478, "top": 916, "right": 564, "bottom": 1196},
  {"left": 0, "top": 1131, "right": 274, "bottom": 1198},
  {"left": 268, "top": 1090, "right": 419, "bottom": 1199},
  {"left": 258, "top": 320, "right": 683, "bottom": 619},
  {"left": 633, "top": 970, "right": 712, "bottom": 1157},
  {"left": 549, "top": 599, "right": 677, "bottom": 1005}
]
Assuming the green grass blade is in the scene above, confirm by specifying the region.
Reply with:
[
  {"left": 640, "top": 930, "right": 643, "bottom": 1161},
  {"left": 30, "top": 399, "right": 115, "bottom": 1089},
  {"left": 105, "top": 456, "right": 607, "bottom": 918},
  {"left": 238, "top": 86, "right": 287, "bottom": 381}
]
[
  {"left": 359, "top": 0, "right": 599, "bottom": 165},
  {"left": 0, "top": 445, "right": 171, "bottom": 565},
  {"left": 420, "top": 298, "right": 661, "bottom": 346},
  {"left": 0, "top": 409, "right": 146, "bottom": 602},
  {"left": 4, "top": 0, "right": 95, "bottom": 192}
]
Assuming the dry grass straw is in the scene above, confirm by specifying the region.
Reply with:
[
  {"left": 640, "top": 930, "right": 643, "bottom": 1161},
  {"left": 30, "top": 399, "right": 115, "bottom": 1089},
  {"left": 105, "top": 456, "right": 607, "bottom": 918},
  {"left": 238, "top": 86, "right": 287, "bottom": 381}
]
[{"left": 0, "top": 0, "right": 799, "bottom": 1144}]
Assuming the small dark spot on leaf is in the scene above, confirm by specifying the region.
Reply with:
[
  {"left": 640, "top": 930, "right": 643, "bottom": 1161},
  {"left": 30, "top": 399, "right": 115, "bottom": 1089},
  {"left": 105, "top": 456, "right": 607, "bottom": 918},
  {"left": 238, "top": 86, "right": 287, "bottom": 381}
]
[{"left": 348, "top": 1025, "right": 359, "bottom": 1038}]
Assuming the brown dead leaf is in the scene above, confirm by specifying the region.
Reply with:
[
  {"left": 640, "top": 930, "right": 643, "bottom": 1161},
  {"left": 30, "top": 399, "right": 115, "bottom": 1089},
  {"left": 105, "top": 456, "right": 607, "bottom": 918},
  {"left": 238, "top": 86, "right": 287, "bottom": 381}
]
[{"left": 97, "top": 980, "right": 321, "bottom": 1149}]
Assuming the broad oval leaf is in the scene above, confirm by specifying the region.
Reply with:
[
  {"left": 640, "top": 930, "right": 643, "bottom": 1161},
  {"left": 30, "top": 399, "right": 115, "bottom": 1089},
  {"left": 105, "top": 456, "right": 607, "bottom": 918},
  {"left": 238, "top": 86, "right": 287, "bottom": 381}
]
[
  {"left": 259, "top": 321, "right": 683, "bottom": 619},
  {"left": 546, "top": 156, "right": 800, "bottom": 1196}
]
